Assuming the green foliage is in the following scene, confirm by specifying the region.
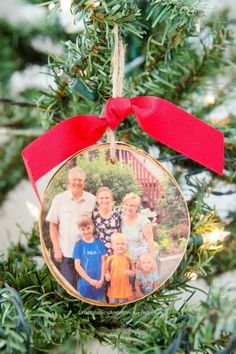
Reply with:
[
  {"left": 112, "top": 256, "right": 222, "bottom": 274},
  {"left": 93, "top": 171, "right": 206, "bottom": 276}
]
[
  {"left": 0, "top": 215, "right": 235, "bottom": 353},
  {"left": 0, "top": 8, "right": 79, "bottom": 202},
  {"left": 44, "top": 150, "right": 142, "bottom": 206},
  {"left": 1, "top": 0, "right": 236, "bottom": 352},
  {"left": 38, "top": 0, "right": 144, "bottom": 121},
  {"left": 73, "top": 0, "right": 144, "bottom": 37},
  {"left": 160, "top": 236, "right": 172, "bottom": 251},
  {"left": 0, "top": 137, "right": 27, "bottom": 204},
  {"left": 147, "top": 0, "right": 203, "bottom": 40},
  {"left": 0, "top": 288, "right": 31, "bottom": 354},
  {"left": 0, "top": 15, "right": 73, "bottom": 84},
  {"left": 155, "top": 176, "right": 189, "bottom": 254},
  {"left": 210, "top": 212, "right": 236, "bottom": 276},
  {"left": 38, "top": 0, "right": 233, "bottom": 121},
  {"left": 133, "top": 21, "right": 231, "bottom": 103},
  {"left": 77, "top": 151, "right": 142, "bottom": 204},
  {"left": 155, "top": 226, "right": 188, "bottom": 255},
  {"left": 156, "top": 177, "right": 188, "bottom": 228},
  {"left": 0, "top": 101, "right": 44, "bottom": 204}
]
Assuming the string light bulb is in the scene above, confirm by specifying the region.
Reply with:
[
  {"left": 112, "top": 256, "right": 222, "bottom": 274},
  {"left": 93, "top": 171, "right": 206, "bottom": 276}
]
[
  {"left": 195, "top": 18, "right": 201, "bottom": 33},
  {"left": 203, "top": 228, "right": 230, "bottom": 250},
  {"left": 185, "top": 271, "right": 198, "bottom": 280},
  {"left": 48, "top": 3, "right": 56, "bottom": 10},
  {"left": 26, "top": 201, "right": 39, "bottom": 220},
  {"left": 84, "top": 0, "right": 101, "bottom": 9},
  {"left": 60, "top": 0, "right": 72, "bottom": 13},
  {"left": 204, "top": 92, "right": 216, "bottom": 105}
]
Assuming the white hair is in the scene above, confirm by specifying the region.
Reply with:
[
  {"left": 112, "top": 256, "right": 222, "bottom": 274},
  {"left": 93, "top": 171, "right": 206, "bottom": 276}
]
[{"left": 68, "top": 166, "right": 86, "bottom": 180}]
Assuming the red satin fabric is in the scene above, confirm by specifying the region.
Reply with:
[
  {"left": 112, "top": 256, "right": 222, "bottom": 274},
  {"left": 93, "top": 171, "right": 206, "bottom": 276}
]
[{"left": 22, "top": 96, "right": 224, "bottom": 200}]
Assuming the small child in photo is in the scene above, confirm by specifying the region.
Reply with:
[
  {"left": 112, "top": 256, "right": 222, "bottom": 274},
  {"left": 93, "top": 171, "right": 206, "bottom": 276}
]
[
  {"left": 105, "top": 233, "right": 135, "bottom": 304},
  {"left": 135, "top": 253, "right": 159, "bottom": 298},
  {"left": 73, "top": 212, "right": 106, "bottom": 302}
]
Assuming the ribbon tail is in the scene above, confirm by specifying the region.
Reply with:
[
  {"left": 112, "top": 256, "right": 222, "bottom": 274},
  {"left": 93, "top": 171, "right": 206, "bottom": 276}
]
[
  {"left": 22, "top": 115, "right": 107, "bottom": 201},
  {"left": 131, "top": 96, "right": 224, "bottom": 175}
]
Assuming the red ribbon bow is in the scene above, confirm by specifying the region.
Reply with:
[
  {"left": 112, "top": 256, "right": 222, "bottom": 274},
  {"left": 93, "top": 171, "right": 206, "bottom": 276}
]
[{"left": 22, "top": 96, "right": 224, "bottom": 201}]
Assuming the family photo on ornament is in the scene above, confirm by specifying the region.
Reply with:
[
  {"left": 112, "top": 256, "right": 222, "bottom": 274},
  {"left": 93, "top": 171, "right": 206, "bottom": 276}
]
[{"left": 40, "top": 144, "right": 189, "bottom": 305}]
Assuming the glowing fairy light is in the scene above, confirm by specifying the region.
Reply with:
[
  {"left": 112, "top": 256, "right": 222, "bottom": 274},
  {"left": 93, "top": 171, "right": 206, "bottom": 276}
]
[
  {"left": 204, "top": 92, "right": 216, "bottom": 105},
  {"left": 26, "top": 201, "right": 39, "bottom": 220},
  {"left": 48, "top": 3, "right": 56, "bottom": 10},
  {"left": 203, "top": 228, "right": 230, "bottom": 250},
  {"left": 85, "top": 0, "right": 101, "bottom": 9},
  {"left": 60, "top": 0, "right": 72, "bottom": 13},
  {"left": 206, "top": 229, "right": 230, "bottom": 243},
  {"left": 59, "top": 0, "right": 77, "bottom": 33},
  {"left": 195, "top": 18, "right": 201, "bottom": 33},
  {"left": 185, "top": 272, "right": 198, "bottom": 280}
]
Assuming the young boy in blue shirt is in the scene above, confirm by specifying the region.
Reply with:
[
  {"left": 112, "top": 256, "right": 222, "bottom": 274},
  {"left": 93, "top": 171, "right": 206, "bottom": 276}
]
[{"left": 73, "top": 212, "right": 106, "bottom": 302}]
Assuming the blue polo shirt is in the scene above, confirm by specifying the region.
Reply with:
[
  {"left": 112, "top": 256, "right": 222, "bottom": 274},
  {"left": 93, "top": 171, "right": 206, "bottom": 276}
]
[{"left": 73, "top": 239, "right": 106, "bottom": 301}]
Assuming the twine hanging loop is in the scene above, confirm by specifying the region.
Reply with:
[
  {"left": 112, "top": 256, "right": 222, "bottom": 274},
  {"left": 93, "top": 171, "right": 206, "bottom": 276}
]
[{"left": 107, "top": 25, "right": 125, "bottom": 163}]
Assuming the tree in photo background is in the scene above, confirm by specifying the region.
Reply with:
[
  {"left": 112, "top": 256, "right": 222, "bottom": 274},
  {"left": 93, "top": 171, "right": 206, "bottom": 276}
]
[
  {"left": 44, "top": 149, "right": 142, "bottom": 209},
  {"left": 77, "top": 150, "right": 142, "bottom": 204},
  {"left": 155, "top": 176, "right": 189, "bottom": 255}
]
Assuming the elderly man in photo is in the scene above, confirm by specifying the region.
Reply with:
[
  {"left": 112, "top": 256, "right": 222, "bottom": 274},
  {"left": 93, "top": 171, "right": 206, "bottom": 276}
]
[{"left": 46, "top": 166, "right": 96, "bottom": 289}]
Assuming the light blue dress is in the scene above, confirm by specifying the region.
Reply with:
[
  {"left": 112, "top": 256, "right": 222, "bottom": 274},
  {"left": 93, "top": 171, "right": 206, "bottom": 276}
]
[
  {"left": 136, "top": 271, "right": 159, "bottom": 294},
  {"left": 121, "top": 214, "right": 150, "bottom": 262}
]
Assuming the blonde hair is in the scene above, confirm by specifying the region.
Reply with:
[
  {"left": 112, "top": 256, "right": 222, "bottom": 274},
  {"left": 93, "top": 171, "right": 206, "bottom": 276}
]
[
  {"left": 96, "top": 186, "right": 113, "bottom": 199},
  {"left": 122, "top": 192, "right": 141, "bottom": 207},
  {"left": 77, "top": 212, "right": 93, "bottom": 228},
  {"left": 139, "top": 253, "right": 153, "bottom": 263},
  {"left": 139, "top": 254, "right": 155, "bottom": 271},
  {"left": 111, "top": 232, "right": 127, "bottom": 244}
]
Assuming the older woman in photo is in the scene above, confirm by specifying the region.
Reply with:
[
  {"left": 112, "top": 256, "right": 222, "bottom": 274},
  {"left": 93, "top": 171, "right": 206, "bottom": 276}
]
[
  {"left": 121, "top": 192, "right": 158, "bottom": 270},
  {"left": 92, "top": 186, "right": 122, "bottom": 255}
]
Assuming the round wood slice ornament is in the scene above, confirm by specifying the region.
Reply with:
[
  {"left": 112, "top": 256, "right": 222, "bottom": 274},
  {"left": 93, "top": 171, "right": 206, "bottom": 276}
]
[
  {"left": 23, "top": 27, "right": 223, "bottom": 306},
  {"left": 23, "top": 30, "right": 223, "bottom": 307},
  {"left": 39, "top": 142, "right": 190, "bottom": 306}
]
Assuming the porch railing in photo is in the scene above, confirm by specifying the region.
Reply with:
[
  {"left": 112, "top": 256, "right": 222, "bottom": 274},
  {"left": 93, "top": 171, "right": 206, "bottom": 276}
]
[{"left": 117, "top": 149, "right": 160, "bottom": 209}]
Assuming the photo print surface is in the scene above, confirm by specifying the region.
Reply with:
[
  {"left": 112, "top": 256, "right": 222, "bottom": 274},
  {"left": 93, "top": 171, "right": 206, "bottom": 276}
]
[{"left": 40, "top": 143, "right": 190, "bottom": 306}]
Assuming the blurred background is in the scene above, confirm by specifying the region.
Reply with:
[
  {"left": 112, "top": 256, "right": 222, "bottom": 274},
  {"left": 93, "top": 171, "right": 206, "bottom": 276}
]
[{"left": 0, "top": 0, "right": 236, "bottom": 353}]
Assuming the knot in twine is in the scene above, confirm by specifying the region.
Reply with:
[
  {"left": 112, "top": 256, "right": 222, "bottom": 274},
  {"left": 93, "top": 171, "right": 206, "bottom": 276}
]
[{"left": 106, "top": 25, "right": 125, "bottom": 163}]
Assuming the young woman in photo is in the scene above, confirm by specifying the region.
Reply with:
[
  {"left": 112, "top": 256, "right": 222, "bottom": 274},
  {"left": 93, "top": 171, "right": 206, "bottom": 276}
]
[{"left": 92, "top": 187, "right": 122, "bottom": 255}]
